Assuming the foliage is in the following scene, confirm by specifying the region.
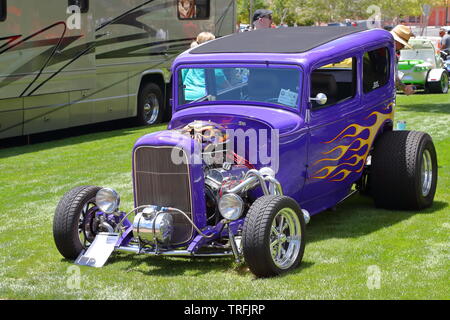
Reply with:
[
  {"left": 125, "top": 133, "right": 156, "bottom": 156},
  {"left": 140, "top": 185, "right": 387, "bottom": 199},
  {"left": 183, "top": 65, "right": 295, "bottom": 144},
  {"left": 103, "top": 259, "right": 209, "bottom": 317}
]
[{"left": 237, "top": 0, "right": 439, "bottom": 25}]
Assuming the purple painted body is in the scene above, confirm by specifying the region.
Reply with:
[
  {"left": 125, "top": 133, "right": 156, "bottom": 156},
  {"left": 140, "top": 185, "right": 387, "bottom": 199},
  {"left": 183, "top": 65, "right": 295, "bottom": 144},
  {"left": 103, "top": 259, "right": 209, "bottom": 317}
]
[{"left": 120, "top": 28, "right": 396, "bottom": 251}]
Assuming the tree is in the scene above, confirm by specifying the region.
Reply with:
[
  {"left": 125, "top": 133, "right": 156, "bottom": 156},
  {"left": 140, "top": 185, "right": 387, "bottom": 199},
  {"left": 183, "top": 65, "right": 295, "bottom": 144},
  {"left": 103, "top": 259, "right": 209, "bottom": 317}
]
[
  {"left": 236, "top": 0, "right": 438, "bottom": 26},
  {"left": 237, "top": 0, "right": 268, "bottom": 24}
]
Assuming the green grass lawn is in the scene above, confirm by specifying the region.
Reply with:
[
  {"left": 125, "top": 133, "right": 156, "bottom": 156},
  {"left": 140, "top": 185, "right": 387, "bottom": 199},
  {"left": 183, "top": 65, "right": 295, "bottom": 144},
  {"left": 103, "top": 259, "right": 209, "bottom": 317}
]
[{"left": 0, "top": 93, "right": 449, "bottom": 300}]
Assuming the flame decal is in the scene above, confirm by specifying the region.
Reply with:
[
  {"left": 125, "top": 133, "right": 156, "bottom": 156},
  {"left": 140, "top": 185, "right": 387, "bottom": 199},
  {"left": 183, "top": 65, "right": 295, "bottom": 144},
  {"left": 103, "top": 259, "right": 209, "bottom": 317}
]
[{"left": 312, "top": 104, "right": 394, "bottom": 182}]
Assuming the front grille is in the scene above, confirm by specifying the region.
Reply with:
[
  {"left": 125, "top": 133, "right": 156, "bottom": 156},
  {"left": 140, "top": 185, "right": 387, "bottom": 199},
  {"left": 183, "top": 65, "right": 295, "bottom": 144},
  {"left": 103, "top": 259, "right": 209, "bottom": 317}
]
[{"left": 133, "top": 146, "right": 193, "bottom": 245}]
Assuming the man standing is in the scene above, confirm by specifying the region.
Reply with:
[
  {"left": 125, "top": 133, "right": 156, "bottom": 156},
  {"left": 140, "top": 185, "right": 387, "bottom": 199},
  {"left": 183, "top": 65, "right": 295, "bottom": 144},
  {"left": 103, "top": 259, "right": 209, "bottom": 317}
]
[
  {"left": 252, "top": 9, "right": 273, "bottom": 30},
  {"left": 391, "top": 25, "right": 415, "bottom": 95},
  {"left": 440, "top": 28, "right": 450, "bottom": 59}
]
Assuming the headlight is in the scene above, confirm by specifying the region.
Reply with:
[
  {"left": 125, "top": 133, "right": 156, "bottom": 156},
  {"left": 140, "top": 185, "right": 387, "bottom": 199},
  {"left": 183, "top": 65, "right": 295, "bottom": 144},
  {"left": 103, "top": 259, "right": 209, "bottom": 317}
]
[
  {"left": 96, "top": 188, "right": 120, "bottom": 214},
  {"left": 219, "top": 193, "right": 244, "bottom": 221}
]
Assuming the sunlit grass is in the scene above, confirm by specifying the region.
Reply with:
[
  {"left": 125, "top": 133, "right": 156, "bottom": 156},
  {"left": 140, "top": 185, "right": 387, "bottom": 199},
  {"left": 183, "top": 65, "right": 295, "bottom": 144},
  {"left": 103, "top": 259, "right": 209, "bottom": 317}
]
[{"left": 0, "top": 94, "right": 448, "bottom": 300}]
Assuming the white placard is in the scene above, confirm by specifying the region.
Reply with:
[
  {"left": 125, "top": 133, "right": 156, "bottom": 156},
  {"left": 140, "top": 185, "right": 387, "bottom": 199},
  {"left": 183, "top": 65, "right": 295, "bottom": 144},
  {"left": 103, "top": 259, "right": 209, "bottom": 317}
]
[
  {"left": 75, "top": 233, "right": 120, "bottom": 268},
  {"left": 278, "top": 89, "right": 298, "bottom": 107}
]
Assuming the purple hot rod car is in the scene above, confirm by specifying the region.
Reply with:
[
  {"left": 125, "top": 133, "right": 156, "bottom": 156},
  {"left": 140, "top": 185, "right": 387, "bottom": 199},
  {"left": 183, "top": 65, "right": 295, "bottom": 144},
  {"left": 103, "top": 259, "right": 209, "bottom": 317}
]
[{"left": 53, "top": 27, "right": 438, "bottom": 278}]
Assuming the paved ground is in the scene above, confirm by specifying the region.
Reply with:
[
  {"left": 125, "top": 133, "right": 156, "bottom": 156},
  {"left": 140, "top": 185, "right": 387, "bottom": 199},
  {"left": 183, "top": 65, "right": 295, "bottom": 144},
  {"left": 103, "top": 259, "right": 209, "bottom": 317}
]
[{"left": 411, "top": 26, "right": 444, "bottom": 37}]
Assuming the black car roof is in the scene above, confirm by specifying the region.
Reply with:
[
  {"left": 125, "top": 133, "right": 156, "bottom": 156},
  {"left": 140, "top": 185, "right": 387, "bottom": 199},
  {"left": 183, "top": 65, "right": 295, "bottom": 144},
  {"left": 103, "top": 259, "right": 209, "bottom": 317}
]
[{"left": 190, "top": 26, "right": 368, "bottom": 54}]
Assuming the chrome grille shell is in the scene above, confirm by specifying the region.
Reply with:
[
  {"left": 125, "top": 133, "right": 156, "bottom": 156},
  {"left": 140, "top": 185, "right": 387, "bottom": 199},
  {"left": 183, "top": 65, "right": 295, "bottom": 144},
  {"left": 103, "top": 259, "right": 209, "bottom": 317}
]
[{"left": 133, "top": 146, "right": 193, "bottom": 245}]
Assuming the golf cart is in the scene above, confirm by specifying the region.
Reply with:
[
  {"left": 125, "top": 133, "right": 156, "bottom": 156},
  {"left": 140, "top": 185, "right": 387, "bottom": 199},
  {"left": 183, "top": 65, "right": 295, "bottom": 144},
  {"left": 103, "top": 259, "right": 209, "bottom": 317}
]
[{"left": 399, "top": 38, "right": 449, "bottom": 93}]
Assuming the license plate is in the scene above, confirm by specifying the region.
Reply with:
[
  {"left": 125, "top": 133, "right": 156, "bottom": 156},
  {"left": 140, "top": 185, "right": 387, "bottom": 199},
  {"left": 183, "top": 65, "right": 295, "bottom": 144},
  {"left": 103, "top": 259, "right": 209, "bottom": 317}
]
[{"left": 75, "top": 233, "right": 120, "bottom": 268}]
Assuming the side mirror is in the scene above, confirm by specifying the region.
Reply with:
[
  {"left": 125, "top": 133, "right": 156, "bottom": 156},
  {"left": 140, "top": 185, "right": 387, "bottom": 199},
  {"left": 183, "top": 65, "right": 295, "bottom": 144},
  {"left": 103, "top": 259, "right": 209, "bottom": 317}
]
[{"left": 309, "top": 93, "right": 327, "bottom": 105}]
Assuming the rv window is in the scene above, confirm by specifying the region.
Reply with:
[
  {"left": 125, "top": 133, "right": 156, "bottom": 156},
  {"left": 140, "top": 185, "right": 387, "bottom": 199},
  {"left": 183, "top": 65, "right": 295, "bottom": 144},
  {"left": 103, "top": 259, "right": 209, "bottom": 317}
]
[
  {"left": 68, "top": 0, "right": 89, "bottom": 13},
  {"left": 0, "top": 0, "right": 6, "bottom": 22},
  {"left": 178, "top": 0, "right": 210, "bottom": 20}
]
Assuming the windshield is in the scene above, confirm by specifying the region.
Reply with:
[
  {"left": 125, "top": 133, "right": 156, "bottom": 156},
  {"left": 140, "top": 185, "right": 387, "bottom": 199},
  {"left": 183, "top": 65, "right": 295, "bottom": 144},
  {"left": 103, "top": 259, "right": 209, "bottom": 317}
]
[
  {"left": 177, "top": 67, "right": 301, "bottom": 109},
  {"left": 400, "top": 49, "right": 436, "bottom": 66}
]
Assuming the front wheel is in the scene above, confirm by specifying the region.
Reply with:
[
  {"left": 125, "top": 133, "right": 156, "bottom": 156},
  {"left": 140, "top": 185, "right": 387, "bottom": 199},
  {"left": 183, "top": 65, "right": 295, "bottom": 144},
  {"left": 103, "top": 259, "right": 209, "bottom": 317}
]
[
  {"left": 53, "top": 186, "right": 103, "bottom": 260},
  {"left": 242, "top": 196, "right": 306, "bottom": 278}
]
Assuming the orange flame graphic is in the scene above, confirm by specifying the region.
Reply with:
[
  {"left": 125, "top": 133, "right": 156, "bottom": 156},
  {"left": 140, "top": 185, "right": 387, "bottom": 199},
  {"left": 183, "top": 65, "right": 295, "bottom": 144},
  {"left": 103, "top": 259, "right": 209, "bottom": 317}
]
[{"left": 312, "top": 104, "right": 394, "bottom": 182}]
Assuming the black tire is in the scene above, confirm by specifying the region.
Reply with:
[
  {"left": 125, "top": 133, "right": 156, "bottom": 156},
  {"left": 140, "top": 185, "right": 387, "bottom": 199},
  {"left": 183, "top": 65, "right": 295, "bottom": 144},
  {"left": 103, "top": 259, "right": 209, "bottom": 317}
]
[
  {"left": 370, "top": 131, "right": 438, "bottom": 210},
  {"left": 53, "top": 185, "right": 102, "bottom": 260},
  {"left": 242, "top": 196, "right": 306, "bottom": 278},
  {"left": 427, "top": 71, "right": 449, "bottom": 94},
  {"left": 136, "top": 83, "right": 164, "bottom": 126}
]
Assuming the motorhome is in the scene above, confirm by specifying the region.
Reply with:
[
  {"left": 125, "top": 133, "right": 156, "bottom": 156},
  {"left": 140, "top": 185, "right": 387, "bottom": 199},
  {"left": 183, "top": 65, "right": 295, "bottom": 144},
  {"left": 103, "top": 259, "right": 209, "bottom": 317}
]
[{"left": 0, "top": 0, "right": 236, "bottom": 139}]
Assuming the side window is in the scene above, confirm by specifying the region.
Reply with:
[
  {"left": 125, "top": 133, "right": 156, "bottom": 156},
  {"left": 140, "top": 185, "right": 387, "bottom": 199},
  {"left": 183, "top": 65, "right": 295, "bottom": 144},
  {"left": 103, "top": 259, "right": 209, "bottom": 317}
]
[
  {"left": 68, "top": 0, "right": 89, "bottom": 13},
  {"left": 180, "top": 68, "right": 207, "bottom": 103},
  {"left": 311, "top": 57, "right": 356, "bottom": 109},
  {"left": 0, "top": 0, "right": 6, "bottom": 22},
  {"left": 178, "top": 0, "right": 210, "bottom": 20},
  {"left": 363, "top": 47, "right": 389, "bottom": 93}
]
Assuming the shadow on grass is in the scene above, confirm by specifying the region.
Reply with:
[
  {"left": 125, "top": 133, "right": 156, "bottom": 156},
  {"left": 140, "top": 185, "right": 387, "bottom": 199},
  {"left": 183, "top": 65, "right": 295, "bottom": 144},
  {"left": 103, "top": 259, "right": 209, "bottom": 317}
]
[
  {"left": 306, "top": 195, "right": 448, "bottom": 243},
  {"left": 106, "top": 251, "right": 316, "bottom": 278},
  {"left": 0, "top": 119, "right": 168, "bottom": 158},
  {"left": 396, "top": 93, "right": 450, "bottom": 114},
  {"left": 101, "top": 196, "right": 447, "bottom": 277},
  {"left": 107, "top": 253, "right": 237, "bottom": 277}
]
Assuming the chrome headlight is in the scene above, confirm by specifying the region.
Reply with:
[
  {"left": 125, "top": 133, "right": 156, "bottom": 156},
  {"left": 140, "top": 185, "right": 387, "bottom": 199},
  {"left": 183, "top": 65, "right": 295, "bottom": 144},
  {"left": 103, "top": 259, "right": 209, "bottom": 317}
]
[
  {"left": 219, "top": 193, "right": 244, "bottom": 221},
  {"left": 95, "top": 188, "right": 120, "bottom": 214}
]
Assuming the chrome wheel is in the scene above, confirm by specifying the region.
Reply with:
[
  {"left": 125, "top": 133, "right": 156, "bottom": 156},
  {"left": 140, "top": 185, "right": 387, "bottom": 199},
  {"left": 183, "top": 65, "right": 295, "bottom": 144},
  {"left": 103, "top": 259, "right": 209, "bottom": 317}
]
[
  {"left": 78, "top": 199, "right": 98, "bottom": 247},
  {"left": 421, "top": 149, "right": 433, "bottom": 197},
  {"left": 269, "top": 208, "right": 302, "bottom": 270},
  {"left": 143, "top": 93, "right": 160, "bottom": 125}
]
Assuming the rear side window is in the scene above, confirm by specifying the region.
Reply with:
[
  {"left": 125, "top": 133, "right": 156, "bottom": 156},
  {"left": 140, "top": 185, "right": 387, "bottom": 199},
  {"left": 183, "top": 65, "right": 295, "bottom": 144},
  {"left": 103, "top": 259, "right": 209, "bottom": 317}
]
[
  {"left": 178, "top": 0, "right": 210, "bottom": 20},
  {"left": 363, "top": 47, "right": 390, "bottom": 93},
  {"left": 311, "top": 57, "right": 356, "bottom": 108},
  {"left": 0, "top": 0, "right": 6, "bottom": 22},
  {"left": 68, "top": 0, "right": 89, "bottom": 13}
]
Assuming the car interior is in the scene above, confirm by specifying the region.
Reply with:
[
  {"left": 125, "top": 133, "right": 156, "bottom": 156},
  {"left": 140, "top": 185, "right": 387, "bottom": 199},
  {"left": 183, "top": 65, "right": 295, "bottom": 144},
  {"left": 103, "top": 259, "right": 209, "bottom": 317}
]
[{"left": 310, "top": 58, "right": 356, "bottom": 108}]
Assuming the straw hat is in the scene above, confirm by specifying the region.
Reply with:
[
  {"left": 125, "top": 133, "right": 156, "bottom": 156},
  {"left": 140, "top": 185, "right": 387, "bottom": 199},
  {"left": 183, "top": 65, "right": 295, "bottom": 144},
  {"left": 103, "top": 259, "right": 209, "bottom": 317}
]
[{"left": 391, "top": 25, "right": 414, "bottom": 49}]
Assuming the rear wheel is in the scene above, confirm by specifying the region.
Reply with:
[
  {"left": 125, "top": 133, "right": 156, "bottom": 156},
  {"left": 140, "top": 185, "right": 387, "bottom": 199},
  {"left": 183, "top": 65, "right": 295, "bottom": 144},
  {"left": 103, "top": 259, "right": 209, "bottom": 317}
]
[
  {"left": 427, "top": 72, "right": 449, "bottom": 94},
  {"left": 53, "top": 186, "right": 103, "bottom": 259},
  {"left": 242, "top": 196, "right": 306, "bottom": 278},
  {"left": 137, "top": 83, "right": 164, "bottom": 126},
  {"left": 370, "top": 131, "right": 438, "bottom": 210}
]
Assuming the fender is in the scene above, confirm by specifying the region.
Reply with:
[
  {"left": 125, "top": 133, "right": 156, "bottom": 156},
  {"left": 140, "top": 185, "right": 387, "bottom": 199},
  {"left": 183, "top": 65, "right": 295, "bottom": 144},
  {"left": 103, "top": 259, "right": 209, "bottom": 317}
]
[{"left": 427, "top": 68, "right": 447, "bottom": 82}]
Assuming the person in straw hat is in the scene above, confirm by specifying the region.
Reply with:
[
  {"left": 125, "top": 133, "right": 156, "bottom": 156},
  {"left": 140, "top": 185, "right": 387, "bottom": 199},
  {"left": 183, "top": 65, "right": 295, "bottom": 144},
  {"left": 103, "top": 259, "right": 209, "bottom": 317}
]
[{"left": 391, "top": 25, "right": 415, "bottom": 95}]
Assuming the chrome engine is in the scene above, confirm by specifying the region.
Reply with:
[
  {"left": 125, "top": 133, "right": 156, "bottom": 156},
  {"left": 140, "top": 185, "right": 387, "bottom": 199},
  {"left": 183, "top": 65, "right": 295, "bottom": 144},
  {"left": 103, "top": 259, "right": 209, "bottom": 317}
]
[{"left": 205, "top": 164, "right": 249, "bottom": 191}]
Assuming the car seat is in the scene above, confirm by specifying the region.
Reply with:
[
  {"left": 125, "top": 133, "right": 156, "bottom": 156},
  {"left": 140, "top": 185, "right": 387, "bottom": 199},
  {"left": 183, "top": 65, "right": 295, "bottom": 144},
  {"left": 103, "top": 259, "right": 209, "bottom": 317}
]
[{"left": 311, "top": 72, "right": 337, "bottom": 106}]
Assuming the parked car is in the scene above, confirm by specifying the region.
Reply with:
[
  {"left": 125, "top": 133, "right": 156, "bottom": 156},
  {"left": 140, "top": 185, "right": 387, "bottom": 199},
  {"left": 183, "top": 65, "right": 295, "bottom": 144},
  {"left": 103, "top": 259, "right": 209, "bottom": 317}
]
[
  {"left": 398, "top": 38, "right": 449, "bottom": 93},
  {"left": 53, "top": 27, "right": 438, "bottom": 278},
  {"left": 239, "top": 23, "right": 251, "bottom": 32}
]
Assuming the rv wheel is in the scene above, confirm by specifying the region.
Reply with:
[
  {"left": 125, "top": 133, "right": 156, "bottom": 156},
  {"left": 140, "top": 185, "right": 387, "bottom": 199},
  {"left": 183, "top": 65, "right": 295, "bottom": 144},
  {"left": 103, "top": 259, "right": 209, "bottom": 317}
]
[
  {"left": 370, "top": 131, "right": 438, "bottom": 210},
  {"left": 242, "top": 196, "right": 306, "bottom": 278},
  {"left": 137, "top": 83, "right": 164, "bottom": 125}
]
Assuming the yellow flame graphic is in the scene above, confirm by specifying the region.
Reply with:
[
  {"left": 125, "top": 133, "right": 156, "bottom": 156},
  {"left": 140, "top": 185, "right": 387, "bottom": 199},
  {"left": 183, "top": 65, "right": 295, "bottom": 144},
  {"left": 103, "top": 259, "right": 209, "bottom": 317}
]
[{"left": 312, "top": 104, "right": 394, "bottom": 182}]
